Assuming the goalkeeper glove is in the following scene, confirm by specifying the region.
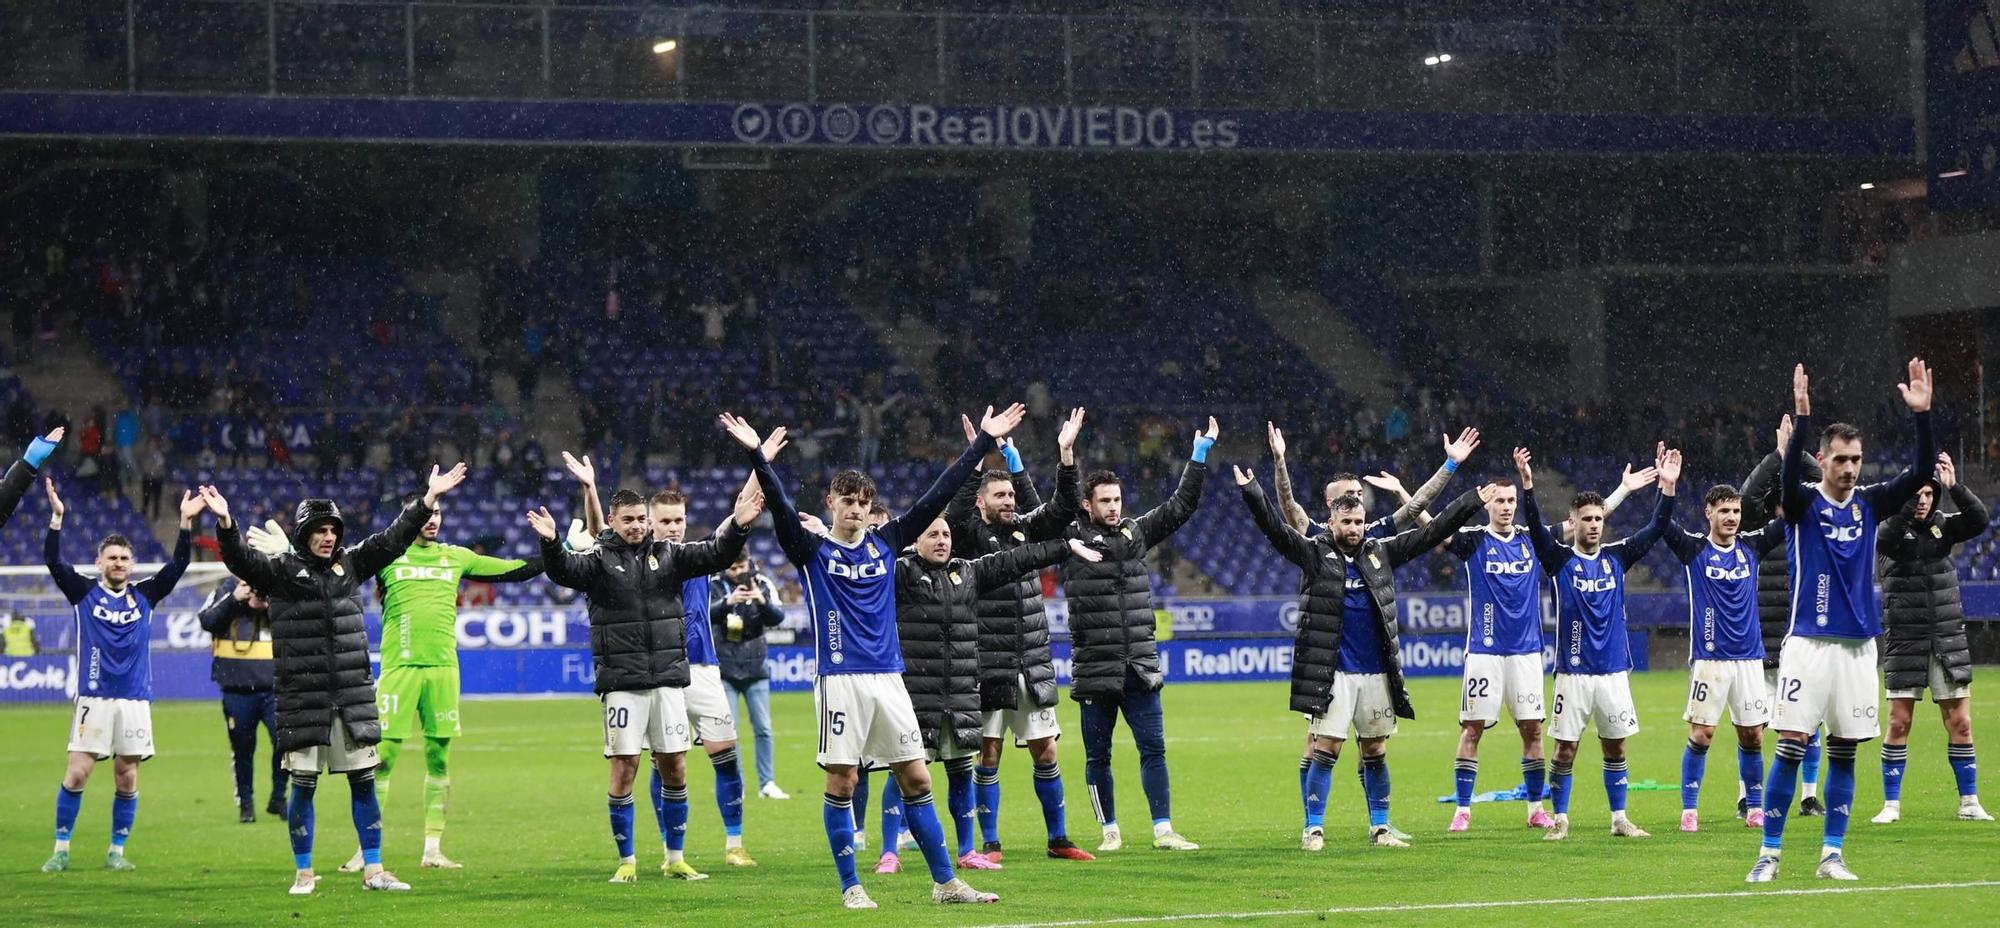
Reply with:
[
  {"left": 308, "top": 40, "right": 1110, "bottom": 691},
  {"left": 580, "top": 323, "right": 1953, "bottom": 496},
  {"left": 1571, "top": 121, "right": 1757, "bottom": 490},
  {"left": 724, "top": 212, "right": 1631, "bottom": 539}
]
[
  {"left": 245, "top": 519, "right": 293, "bottom": 556},
  {"left": 564, "top": 518, "right": 597, "bottom": 552}
]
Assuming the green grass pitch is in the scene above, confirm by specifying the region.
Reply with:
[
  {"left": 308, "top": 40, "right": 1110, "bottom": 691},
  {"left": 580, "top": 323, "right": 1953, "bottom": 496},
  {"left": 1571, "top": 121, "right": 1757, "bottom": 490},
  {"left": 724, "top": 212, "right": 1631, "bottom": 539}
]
[{"left": 5, "top": 671, "right": 1999, "bottom": 927}]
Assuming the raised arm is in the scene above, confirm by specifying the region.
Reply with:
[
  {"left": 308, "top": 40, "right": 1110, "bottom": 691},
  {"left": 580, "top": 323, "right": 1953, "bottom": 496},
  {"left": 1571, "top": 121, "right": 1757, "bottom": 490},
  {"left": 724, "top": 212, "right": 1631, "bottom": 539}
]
[
  {"left": 882, "top": 404, "right": 1017, "bottom": 549},
  {"left": 1391, "top": 427, "right": 1479, "bottom": 529},
  {"left": 207, "top": 485, "right": 292, "bottom": 596},
  {"left": 351, "top": 486, "right": 448, "bottom": 580},
  {"left": 0, "top": 427, "right": 62, "bottom": 528},
  {"left": 671, "top": 486, "right": 758, "bottom": 578},
  {"left": 1514, "top": 448, "right": 1569, "bottom": 572},
  {"left": 1237, "top": 468, "right": 1315, "bottom": 568},
  {"left": 1780, "top": 365, "right": 1816, "bottom": 522},
  {"left": 1739, "top": 445, "right": 1783, "bottom": 528},
  {"left": 1934, "top": 454, "right": 1991, "bottom": 545},
  {"left": 1268, "top": 421, "right": 1313, "bottom": 535},
  {"left": 722, "top": 414, "right": 816, "bottom": 565},
  {"left": 1616, "top": 448, "right": 1679, "bottom": 568},
  {"left": 563, "top": 452, "right": 606, "bottom": 537},
  {"left": 1018, "top": 408, "right": 1084, "bottom": 540},
  {"left": 134, "top": 526, "right": 194, "bottom": 604},
  {"left": 1866, "top": 358, "right": 1937, "bottom": 513},
  {"left": 463, "top": 548, "right": 544, "bottom": 584},
  {"left": 970, "top": 538, "right": 1076, "bottom": 593},
  {"left": 1380, "top": 486, "right": 1491, "bottom": 567},
  {"left": 197, "top": 578, "right": 252, "bottom": 636},
  {"left": 530, "top": 506, "right": 604, "bottom": 591},
  {"left": 1136, "top": 418, "right": 1216, "bottom": 547},
  {"left": 41, "top": 477, "right": 91, "bottom": 603}
]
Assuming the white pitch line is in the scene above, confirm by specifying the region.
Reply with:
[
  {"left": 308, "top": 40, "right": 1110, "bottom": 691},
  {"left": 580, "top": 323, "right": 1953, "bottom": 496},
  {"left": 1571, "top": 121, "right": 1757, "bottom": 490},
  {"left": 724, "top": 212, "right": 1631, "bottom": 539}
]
[{"left": 966, "top": 880, "right": 2000, "bottom": 928}]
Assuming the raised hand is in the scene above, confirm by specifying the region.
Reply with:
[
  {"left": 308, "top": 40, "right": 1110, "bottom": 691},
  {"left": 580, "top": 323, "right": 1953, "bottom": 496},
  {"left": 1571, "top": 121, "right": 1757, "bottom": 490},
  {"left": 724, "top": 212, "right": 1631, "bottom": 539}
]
[
  {"left": 1657, "top": 447, "right": 1683, "bottom": 489},
  {"left": 246, "top": 518, "right": 292, "bottom": 556},
  {"left": 759, "top": 426, "right": 789, "bottom": 462},
  {"left": 1776, "top": 414, "right": 1793, "bottom": 453},
  {"left": 718, "top": 413, "right": 763, "bottom": 452},
  {"left": 798, "top": 512, "right": 829, "bottom": 536},
  {"left": 1058, "top": 408, "right": 1086, "bottom": 452},
  {"left": 1362, "top": 471, "right": 1410, "bottom": 500},
  {"left": 177, "top": 489, "right": 205, "bottom": 527},
  {"left": 1266, "top": 421, "right": 1287, "bottom": 458},
  {"left": 425, "top": 463, "right": 469, "bottom": 505},
  {"left": 199, "top": 485, "right": 232, "bottom": 522},
  {"left": 1793, "top": 363, "right": 1811, "bottom": 417},
  {"left": 44, "top": 425, "right": 65, "bottom": 444},
  {"left": 1066, "top": 539, "right": 1105, "bottom": 564},
  {"left": 1200, "top": 416, "right": 1221, "bottom": 443},
  {"left": 1231, "top": 464, "right": 1255, "bottom": 487},
  {"left": 1938, "top": 451, "right": 1957, "bottom": 488},
  {"left": 561, "top": 451, "right": 595, "bottom": 488},
  {"left": 1477, "top": 483, "right": 1505, "bottom": 505},
  {"left": 979, "top": 403, "right": 1028, "bottom": 439},
  {"left": 1443, "top": 427, "right": 1480, "bottom": 465},
  {"left": 525, "top": 507, "right": 558, "bottom": 541},
  {"left": 1898, "top": 356, "right": 1933, "bottom": 414},
  {"left": 1620, "top": 462, "right": 1659, "bottom": 493},
  {"left": 960, "top": 414, "right": 977, "bottom": 445},
  {"left": 43, "top": 477, "right": 63, "bottom": 520},
  {"left": 732, "top": 480, "right": 766, "bottom": 527},
  {"left": 1513, "top": 447, "right": 1534, "bottom": 489}
]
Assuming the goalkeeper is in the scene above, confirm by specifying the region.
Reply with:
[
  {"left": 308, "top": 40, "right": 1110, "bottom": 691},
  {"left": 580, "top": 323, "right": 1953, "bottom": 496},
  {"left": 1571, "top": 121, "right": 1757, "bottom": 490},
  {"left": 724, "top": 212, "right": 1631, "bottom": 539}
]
[{"left": 250, "top": 498, "right": 542, "bottom": 871}]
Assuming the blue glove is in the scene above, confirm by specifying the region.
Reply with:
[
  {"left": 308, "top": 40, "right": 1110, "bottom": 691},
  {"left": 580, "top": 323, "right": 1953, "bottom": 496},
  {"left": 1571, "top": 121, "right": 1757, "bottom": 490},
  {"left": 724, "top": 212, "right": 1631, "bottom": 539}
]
[
  {"left": 24, "top": 435, "right": 57, "bottom": 469},
  {"left": 1191, "top": 435, "right": 1216, "bottom": 464},
  {"left": 999, "top": 443, "right": 1025, "bottom": 474}
]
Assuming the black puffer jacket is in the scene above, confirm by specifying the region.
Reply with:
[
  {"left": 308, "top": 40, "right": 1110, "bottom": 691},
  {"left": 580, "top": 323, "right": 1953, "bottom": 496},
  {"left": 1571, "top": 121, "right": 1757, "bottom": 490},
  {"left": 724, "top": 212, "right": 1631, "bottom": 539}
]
[
  {"left": 1877, "top": 482, "right": 1989, "bottom": 693},
  {"left": 1244, "top": 480, "right": 1484, "bottom": 719},
  {"left": 541, "top": 521, "right": 746, "bottom": 695},
  {"left": 898, "top": 539, "right": 1074, "bottom": 749},
  {"left": 945, "top": 462, "right": 1079, "bottom": 712},
  {"left": 0, "top": 455, "right": 43, "bottom": 529},
  {"left": 1064, "top": 461, "right": 1206, "bottom": 702},
  {"left": 1741, "top": 451, "right": 1819, "bottom": 668},
  {"left": 217, "top": 497, "right": 432, "bottom": 752}
]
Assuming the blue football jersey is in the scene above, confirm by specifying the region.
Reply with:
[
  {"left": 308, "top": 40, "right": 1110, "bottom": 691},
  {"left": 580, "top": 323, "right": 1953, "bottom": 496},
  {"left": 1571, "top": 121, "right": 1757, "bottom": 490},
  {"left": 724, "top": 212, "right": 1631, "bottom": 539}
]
[
  {"left": 46, "top": 529, "right": 192, "bottom": 701},
  {"left": 682, "top": 574, "right": 717, "bottom": 666},
  {"left": 1671, "top": 532, "right": 1775, "bottom": 662},
  {"left": 1521, "top": 488, "right": 1672, "bottom": 675},
  {"left": 1338, "top": 560, "right": 1386, "bottom": 674},
  {"left": 748, "top": 432, "right": 996, "bottom": 678},
  {"left": 1447, "top": 527, "right": 1544, "bottom": 656},
  {"left": 1779, "top": 412, "right": 1933, "bottom": 640}
]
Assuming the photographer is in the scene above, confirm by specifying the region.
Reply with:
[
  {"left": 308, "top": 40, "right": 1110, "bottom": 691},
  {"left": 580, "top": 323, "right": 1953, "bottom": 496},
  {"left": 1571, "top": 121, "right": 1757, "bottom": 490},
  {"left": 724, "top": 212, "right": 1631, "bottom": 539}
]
[{"left": 710, "top": 553, "right": 787, "bottom": 799}]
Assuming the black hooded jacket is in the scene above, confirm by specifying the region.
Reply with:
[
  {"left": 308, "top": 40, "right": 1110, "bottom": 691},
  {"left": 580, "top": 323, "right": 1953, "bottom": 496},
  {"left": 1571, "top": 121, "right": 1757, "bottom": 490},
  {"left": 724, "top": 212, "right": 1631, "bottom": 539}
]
[
  {"left": 541, "top": 521, "right": 747, "bottom": 695},
  {"left": 1062, "top": 461, "right": 1206, "bottom": 701},
  {"left": 1740, "top": 451, "right": 1820, "bottom": 668},
  {"left": 217, "top": 497, "right": 432, "bottom": 752},
  {"left": 944, "top": 463, "right": 1080, "bottom": 712},
  {"left": 1878, "top": 482, "right": 1989, "bottom": 693}
]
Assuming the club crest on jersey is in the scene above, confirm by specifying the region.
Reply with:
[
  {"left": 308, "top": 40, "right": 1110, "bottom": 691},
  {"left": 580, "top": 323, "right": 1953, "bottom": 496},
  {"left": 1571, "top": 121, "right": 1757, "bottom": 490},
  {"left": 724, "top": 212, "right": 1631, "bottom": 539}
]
[
  {"left": 866, "top": 543, "right": 880, "bottom": 559},
  {"left": 648, "top": 555, "right": 659, "bottom": 571},
  {"left": 1932, "top": 525, "right": 1943, "bottom": 539},
  {"left": 1367, "top": 553, "right": 1380, "bottom": 569},
  {"left": 949, "top": 571, "right": 962, "bottom": 585},
  {"left": 331, "top": 563, "right": 344, "bottom": 576},
  {"left": 1011, "top": 531, "right": 1025, "bottom": 542},
  {"left": 1851, "top": 504, "right": 1861, "bottom": 519}
]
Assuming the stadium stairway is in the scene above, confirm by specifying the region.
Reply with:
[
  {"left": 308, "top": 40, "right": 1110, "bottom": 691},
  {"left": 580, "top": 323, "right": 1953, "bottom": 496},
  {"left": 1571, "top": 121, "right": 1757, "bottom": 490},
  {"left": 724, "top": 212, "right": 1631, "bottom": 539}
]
[
  {"left": 407, "top": 268, "right": 581, "bottom": 462},
  {"left": 1251, "top": 278, "right": 1399, "bottom": 409},
  {"left": 12, "top": 334, "right": 130, "bottom": 435}
]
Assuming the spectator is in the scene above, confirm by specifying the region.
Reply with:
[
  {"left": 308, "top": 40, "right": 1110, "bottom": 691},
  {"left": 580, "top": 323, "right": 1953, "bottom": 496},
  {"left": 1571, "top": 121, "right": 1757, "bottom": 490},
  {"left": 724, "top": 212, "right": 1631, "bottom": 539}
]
[
  {"left": 710, "top": 553, "right": 788, "bottom": 799},
  {"left": 139, "top": 438, "right": 166, "bottom": 520}
]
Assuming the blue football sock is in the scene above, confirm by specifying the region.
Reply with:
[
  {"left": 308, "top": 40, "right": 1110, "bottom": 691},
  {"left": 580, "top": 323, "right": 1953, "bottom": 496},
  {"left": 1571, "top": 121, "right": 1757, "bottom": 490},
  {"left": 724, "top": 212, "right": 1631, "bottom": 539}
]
[
  {"left": 288, "top": 774, "right": 319, "bottom": 870},
  {"left": 348, "top": 772, "right": 381, "bottom": 866},
  {"left": 973, "top": 765, "right": 1001, "bottom": 846},
  {"left": 54, "top": 785, "right": 82, "bottom": 843},
  {"left": 110, "top": 790, "right": 137, "bottom": 850},
  {"left": 880, "top": 776, "right": 903, "bottom": 845},
  {"left": 1304, "top": 750, "right": 1335, "bottom": 829},
  {"left": 852, "top": 770, "right": 871, "bottom": 836},
  {"left": 1032, "top": 762, "right": 1068, "bottom": 840},
  {"left": 899, "top": 789, "right": 957, "bottom": 884},
  {"left": 1738, "top": 745, "right": 1764, "bottom": 810},
  {"left": 822, "top": 793, "right": 859, "bottom": 890},
  {"left": 648, "top": 766, "right": 668, "bottom": 840},
  {"left": 608, "top": 792, "right": 636, "bottom": 860},
  {"left": 1550, "top": 760, "right": 1574, "bottom": 816},
  {"left": 1521, "top": 757, "right": 1546, "bottom": 803},
  {"left": 1604, "top": 758, "right": 1630, "bottom": 814},
  {"left": 1802, "top": 731, "right": 1823, "bottom": 786},
  {"left": 660, "top": 784, "right": 689, "bottom": 852},
  {"left": 1452, "top": 758, "right": 1478, "bottom": 809},
  {"left": 1823, "top": 741, "right": 1856, "bottom": 850},
  {"left": 1762, "top": 738, "right": 1805, "bottom": 852},
  {"left": 945, "top": 759, "right": 976, "bottom": 857},
  {"left": 711, "top": 749, "right": 744, "bottom": 838},
  {"left": 1948, "top": 743, "right": 1977, "bottom": 799},
  {"left": 1880, "top": 743, "right": 1909, "bottom": 802},
  {"left": 1681, "top": 740, "right": 1709, "bottom": 811},
  {"left": 1361, "top": 755, "right": 1391, "bottom": 828},
  {"left": 1297, "top": 756, "right": 1311, "bottom": 815}
]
